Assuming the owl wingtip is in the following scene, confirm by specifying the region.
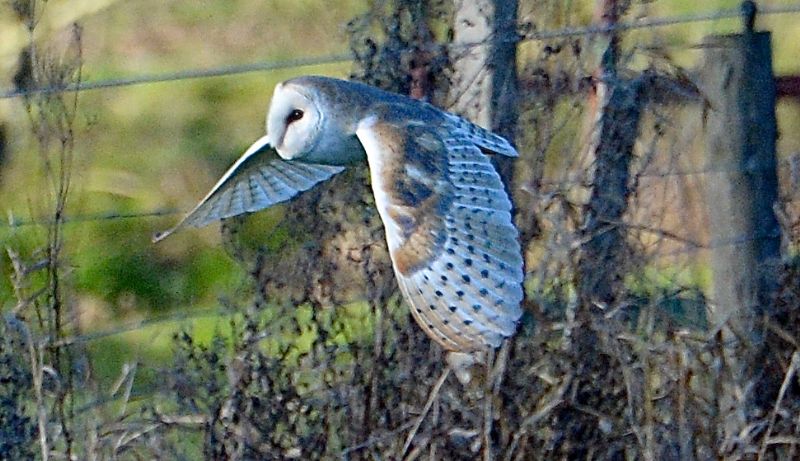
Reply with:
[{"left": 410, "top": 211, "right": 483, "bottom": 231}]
[{"left": 152, "top": 228, "right": 174, "bottom": 243}]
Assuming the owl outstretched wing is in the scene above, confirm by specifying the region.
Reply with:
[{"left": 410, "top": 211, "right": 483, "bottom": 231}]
[
  {"left": 440, "top": 111, "right": 519, "bottom": 158},
  {"left": 356, "top": 110, "right": 523, "bottom": 353},
  {"left": 153, "top": 134, "right": 345, "bottom": 242}
]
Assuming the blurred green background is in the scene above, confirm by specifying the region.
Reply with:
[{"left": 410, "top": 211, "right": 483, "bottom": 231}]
[{"left": 0, "top": 0, "right": 798, "bottom": 388}]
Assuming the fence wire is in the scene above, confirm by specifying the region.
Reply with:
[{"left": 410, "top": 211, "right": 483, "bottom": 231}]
[
  {"left": 2, "top": 4, "right": 798, "bottom": 266},
  {"left": 4, "top": 157, "right": 795, "bottom": 229},
  {"left": 1, "top": 5, "right": 799, "bottom": 100},
  {"left": 3, "top": 208, "right": 178, "bottom": 228},
  {"left": 0, "top": 53, "right": 353, "bottom": 99}
]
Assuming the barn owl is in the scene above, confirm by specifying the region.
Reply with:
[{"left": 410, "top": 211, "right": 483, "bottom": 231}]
[{"left": 155, "top": 76, "right": 523, "bottom": 376}]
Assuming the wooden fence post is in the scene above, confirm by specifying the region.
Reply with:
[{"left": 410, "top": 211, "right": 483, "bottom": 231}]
[
  {"left": 701, "top": 6, "right": 781, "bottom": 436},
  {"left": 450, "top": 0, "right": 519, "bottom": 187},
  {"left": 577, "top": 0, "right": 645, "bottom": 309}
]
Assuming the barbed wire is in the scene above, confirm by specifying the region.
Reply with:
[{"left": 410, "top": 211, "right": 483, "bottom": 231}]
[
  {"left": 2, "top": 6, "right": 798, "bottom": 232},
  {"left": 0, "top": 54, "right": 353, "bottom": 99},
  {"left": 3, "top": 227, "right": 777, "bottom": 347},
  {"left": 49, "top": 305, "right": 240, "bottom": 347},
  {"left": 3, "top": 158, "right": 797, "bottom": 229},
  {"left": 2, "top": 5, "right": 799, "bottom": 100},
  {"left": 2, "top": 208, "right": 177, "bottom": 228},
  {"left": 532, "top": 157, "right": 796, "bottom": 186},
  {"left": 3, "top": 228, "right": 780, "bottom": 346},
  {"left": 520, "top": 4, "right": 800, "bottom": 41}
]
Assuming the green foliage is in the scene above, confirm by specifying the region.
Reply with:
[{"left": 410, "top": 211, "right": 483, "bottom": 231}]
[
  {"left": 169, "top": 329, "right": 230, "bottom": 414},
  {"left": 0, "top": 228, "right": 46, "bottom": 309},
  {"left": 69, "top": 216, "right": 245, "bottom": 313}
]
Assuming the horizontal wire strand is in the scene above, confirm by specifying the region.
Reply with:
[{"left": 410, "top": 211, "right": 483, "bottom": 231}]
[
  {"left": 0, "top": 53, "right": 353, "bottom": 99},
  {"left": 4, "top": 157, "right": 796, "bottom": 229},
  {"left": 1, "top": 5, "right": 797, "bottom": 247},
  {"left": 2, "top": 5, "right": 799, "bottom": 99},
  {"left": 2, "top": 208, "right": 178, "bottom": 228},
  {"left": 1, "top": 6, "right": 796, "bottom": 345}
]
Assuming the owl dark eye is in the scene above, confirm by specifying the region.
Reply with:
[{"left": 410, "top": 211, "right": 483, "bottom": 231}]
[{"left": 286, "top": 109, "right": 304, "bottom": 124}]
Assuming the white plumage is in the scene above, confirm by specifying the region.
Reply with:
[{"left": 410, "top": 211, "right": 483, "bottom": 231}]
[{"left": 156, "top": 75, "right": 523, "bottom": 357}]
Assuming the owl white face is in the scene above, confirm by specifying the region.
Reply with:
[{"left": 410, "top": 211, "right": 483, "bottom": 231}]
[{"left": 266, "top": 83, "right": 323, "bottom": 160}]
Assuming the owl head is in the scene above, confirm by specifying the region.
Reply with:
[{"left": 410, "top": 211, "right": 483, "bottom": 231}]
[{"left": 265, "top": 81, "right": 326, "bottom": 160}]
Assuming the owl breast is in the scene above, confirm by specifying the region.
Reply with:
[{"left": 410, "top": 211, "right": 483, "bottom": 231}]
[{"left": 302, "top": 131, "right": 367, "bottom": 166}]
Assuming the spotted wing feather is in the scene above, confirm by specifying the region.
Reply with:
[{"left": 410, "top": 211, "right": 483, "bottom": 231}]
[
  {"left": 154, "top": 135, "right": 344, "bottom": 242},
  {"left": 357, "top": 110, "right": 523, "bottom": 353},
  {"left": 441, "top": 112, "right": 518, "bottom": 158}
]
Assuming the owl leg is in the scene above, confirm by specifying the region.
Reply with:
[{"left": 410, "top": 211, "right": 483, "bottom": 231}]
[{"left": 446, "top": 351, "right": 481, "bottom": 385}]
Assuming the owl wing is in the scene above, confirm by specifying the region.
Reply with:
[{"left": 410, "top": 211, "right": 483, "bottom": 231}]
[
  {"left": 440, "top": 111, "right": 519, "bottom": 157},
  {"left": 356, "top": 111, "right": 523, "bottom": 353},
  {"left": 153, "top": 134, "right": 345, "bottom": 242}
]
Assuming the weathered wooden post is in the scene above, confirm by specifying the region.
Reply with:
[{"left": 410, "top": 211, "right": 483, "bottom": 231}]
[
  {"left": 577, "top": 0, "right": 645, "bottom": 309},
  {"left": 571, "top": 2, "right": 651, "bottom": 457},
  {"left": 701, "top": 0, "right": 781, "bottom": 438},
  {"left": 449, "top": 0, "right": 519, "bottom": 187}
]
